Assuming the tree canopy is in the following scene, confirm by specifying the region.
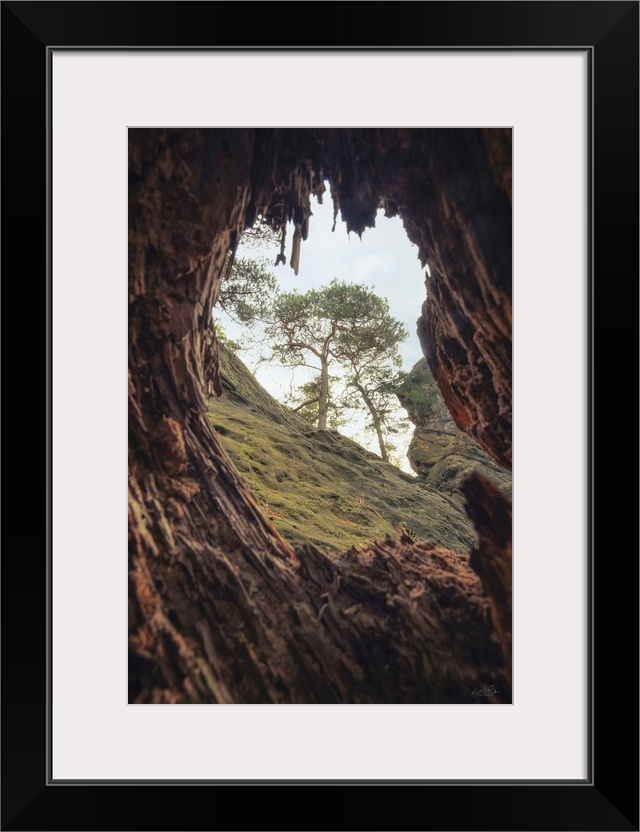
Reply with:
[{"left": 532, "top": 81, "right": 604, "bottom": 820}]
[
  {"left": 216, "top": 256, "right": 277, "bottom": 325},
  {"left": 214, "top": 221, "right": 410, "bottom": 461},
  {"left": 263, "top": 279, "right": 408, "bottom": 455}
]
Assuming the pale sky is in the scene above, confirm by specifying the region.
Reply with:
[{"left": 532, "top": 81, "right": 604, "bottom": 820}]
[{"left": 215, "top": 192, "right": 429, "bottom": 471}]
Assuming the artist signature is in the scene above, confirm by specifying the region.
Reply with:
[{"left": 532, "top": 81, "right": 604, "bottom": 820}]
[{"left": 471, "top": 685, "right": 499, "bottom": 697}]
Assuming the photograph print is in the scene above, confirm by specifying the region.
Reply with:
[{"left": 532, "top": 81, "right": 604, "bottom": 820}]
[{"left": 128, "top": 128, "right": 512, "bottom": 704}]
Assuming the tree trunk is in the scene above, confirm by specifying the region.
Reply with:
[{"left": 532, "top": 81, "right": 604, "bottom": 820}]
[
  {"left": 317, "top": 355, "right": 330, "bottom": 430},
  {"left": 355, "top": 381, "right": 389, "bottom": 462},
  {"left": 128, "top": 128, "right": 512, "bottom": 704},
  {"left": 374, "top": 421, "right": 388, "bottom": 462}
]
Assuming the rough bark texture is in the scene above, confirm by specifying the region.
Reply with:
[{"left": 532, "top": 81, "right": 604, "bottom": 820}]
[
  {"left": 128, "top": 128, "right": 512, "bottom": 704},
  {"left": 462, "top": 472, "right": 513, "bottom": 686},
  {"left": 415, "top": 129, "right": 512, "bottom": 470}
]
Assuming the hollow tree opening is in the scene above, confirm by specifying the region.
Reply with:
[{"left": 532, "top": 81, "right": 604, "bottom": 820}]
[
  {"left": 208, "top": 205, "right": 511, "bottom": 556},
  {"left": 128, "top": 128, "right": 512, "bottom": 704}
]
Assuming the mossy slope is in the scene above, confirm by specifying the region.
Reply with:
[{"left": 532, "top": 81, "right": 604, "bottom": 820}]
[{"left": 208, "top": 344, "right": 476, "bottom": 554}]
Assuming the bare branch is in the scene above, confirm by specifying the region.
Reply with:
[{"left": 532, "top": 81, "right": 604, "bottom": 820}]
[{"left": 291, "top": 397, "right": 320, "bottom": 413}]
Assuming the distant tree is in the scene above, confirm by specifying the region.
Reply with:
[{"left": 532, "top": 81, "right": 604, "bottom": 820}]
[
  {"left": 215, "top": 216, "right": 282, "bottom": 329},
  {"left": 216, "top": 242, "right": 410, "bottom": 457},
  {"left": 263, "top": 279, "right": 407, "bottom": 436},
  {"left": 215, "top": 256, "right": 277, "bottom": 325},
  {"left": 240, "top": 217, "right": 282, "bottom": 252},
  {"left": 341, "top": 364, "right": 410, "bottom": 463},
  {"left": 332, "top": 309, "right": 409, "bottom": 461},
  {"left": 288, "top": 375, "right": 351, "bottom": 431}
]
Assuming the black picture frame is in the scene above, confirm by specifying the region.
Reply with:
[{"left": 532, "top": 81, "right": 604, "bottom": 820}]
[{"left": 2, "top": 2, "right": 638, "bottom": 830}]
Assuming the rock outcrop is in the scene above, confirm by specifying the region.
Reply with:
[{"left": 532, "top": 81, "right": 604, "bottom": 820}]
[
  {"left": 396, "top": 359, "right": 512, "bottom": 496},
  {"left": 396, "top": 356, "right": 461, "bottom": 435}
]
